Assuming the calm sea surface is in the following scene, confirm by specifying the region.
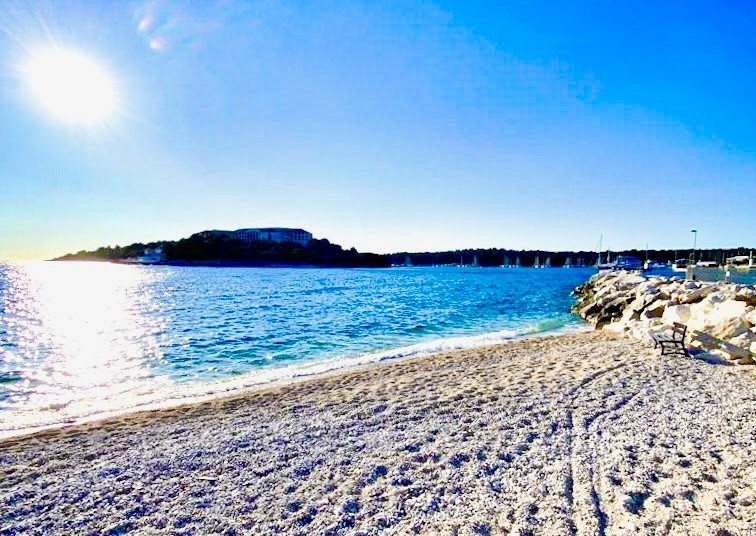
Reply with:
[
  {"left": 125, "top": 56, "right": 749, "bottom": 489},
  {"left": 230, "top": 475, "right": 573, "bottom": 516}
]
[{"left": 0, "top": 262, "right": 595, "bottom": 435}]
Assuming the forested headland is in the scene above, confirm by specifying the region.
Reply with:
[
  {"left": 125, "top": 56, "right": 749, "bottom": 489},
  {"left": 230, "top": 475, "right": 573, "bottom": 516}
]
[{"left": 55, "top": 233, "right": 390, "bottom": 268}]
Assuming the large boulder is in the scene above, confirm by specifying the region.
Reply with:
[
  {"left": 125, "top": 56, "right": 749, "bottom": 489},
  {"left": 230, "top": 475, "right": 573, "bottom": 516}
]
[
  {"left": 708, "top": 299, "right": 747, "bottom": 324},
  {"left": 614, "top": 273, "right": 647, "bottom": 290},
  {"left": 729, "top": 330, "right": 756, "bottom": 350},
  {"left": 643, "top": 299, "right": 666, "bottom": 318},
  {"left": 710, "top": 317, "right": 751, "bottom": 341},
  {"left": 658, "top": 282, "right": 682, "bottom": 300},
  {"left": 735, "top": 286, "right": 756, "bottom": 306},
  {"left": 628, "top": 293, "right": 657, "bottom": 313},
  {"left": 678, "top": 284, "right": 717, "bottom": 304},
  {"left": 628, "top": 318, "right": 662, "bottom": 341},
  {"left": 662, "top": 304, "right": 691, "bottom": 325},
  {"left": 634, "top": 281, "right": 660, "bottom": 296},
  {"left": 688, "top": 298, "right": 748, "bottom": 333}
]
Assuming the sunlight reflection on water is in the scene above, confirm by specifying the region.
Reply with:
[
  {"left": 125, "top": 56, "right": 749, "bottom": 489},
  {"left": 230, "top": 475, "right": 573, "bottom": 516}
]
[
  {"left": 1, "top": 262, "right": 171, "bottom": 416},
  {"left": 0, "top": 261, "right": 591, "bottom": 435}
]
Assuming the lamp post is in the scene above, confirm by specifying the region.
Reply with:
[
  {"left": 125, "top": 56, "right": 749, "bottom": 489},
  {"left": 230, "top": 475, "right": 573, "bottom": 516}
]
[{"left": 687, "top": 229, "right": 697, "bottom": 281}]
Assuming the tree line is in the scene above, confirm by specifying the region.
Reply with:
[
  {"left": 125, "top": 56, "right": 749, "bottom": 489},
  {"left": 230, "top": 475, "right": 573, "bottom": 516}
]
[
  {"left": 55, "top": 236, "right": 753, "bottom": 269},
  {"left": 388, "top": 247, "right": 755, "bottom": 267},
  {"left": 55, "top": 233, "right": 390, "bottom": 268}
]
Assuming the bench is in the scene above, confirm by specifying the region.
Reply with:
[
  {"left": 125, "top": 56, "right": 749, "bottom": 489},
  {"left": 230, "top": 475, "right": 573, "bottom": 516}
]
[{"left": 651, "top": 322, "right": 690, "bottom": 357}]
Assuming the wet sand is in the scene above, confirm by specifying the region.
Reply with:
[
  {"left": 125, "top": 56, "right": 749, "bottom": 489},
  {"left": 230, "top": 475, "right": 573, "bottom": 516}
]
[{"left": 1, "top": 331, "right": 755, "bottom": 535}]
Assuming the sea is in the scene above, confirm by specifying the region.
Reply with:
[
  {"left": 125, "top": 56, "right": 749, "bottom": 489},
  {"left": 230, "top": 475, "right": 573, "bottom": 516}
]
[{"left": 0, "top": 262, "right": 628, "bottom": 436}]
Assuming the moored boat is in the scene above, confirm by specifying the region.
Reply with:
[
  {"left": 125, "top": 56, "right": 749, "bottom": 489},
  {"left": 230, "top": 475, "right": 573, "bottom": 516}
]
[
  {"left": 614, "top": 255, "right": 643, "bottom": 271},
  {"left": 672, "top": 259, "right": 689, "bottom": 272}
]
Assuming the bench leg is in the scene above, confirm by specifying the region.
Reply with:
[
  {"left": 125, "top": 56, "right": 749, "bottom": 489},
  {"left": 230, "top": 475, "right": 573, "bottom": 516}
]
[{"left": 658, "top": 341, "right": 688, "bottom": 357}]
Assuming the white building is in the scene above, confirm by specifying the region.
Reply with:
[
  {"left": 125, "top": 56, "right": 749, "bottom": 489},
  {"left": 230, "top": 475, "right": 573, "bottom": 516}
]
[{"left": 233, "top": 228, "right": 312, "bottom": 246}]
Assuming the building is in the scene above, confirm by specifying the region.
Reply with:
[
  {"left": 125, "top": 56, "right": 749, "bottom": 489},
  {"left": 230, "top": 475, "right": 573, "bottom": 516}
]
[
  {"left": 136, "top": 246, "right": 165, "bottom": 264},
  {"left": 233, "top": 228, "right": 312, "bottom": 246}
]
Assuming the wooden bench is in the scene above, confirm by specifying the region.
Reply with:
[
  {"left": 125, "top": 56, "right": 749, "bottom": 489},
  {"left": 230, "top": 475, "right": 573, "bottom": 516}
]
[{"left": 651, "top": 322, "right": 690, "bottom": 357}]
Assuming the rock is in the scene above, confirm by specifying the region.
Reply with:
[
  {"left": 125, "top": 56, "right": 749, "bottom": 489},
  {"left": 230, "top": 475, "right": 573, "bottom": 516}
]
[
  {"left": 708, "top": 300, "right": 747, "bottom": 324},
  {"left": 709, "top": 348, "right": 731, "bottom": 362},
  {"left": 604, "top": 321, "right": 628, "bottom": 334},
  {"left": 571, "top": 273, "right": 755, "bottom": 366},
  {"left": 710, "top": 317, "right": 750, "bottom": 341},
  {"left": 737, "top": 355, "right": 755, "bottom": 365},
  {"left": 615, "top": 274, "right": 647, "bottom": 290},
  {"left": 620, "top": 305, "right": 641, "bottom": 325},
  {"left": 627, "top": 294, "right": 655, "bottom": 314},
  {"left": 628, "top": 320, "right": 657, "bottom": 341},
  {"left": 579, "top": 302, "right": 601, "bottom": 320},
  {"left": 635, "top": 281, "right": 660, "bottom": 296},
  {"left": 729, "top": 331, "right": 756, "bottom": 350},
  {"left": 658, "top": 283, "right": 681, "bottom": 300},
  {"left": 605, "top": 295, "right": 632, "bottom": 315},
  {"left": 735, "top": 287, "right": 756, "bottom": 306},
  {"left": 597, "top": 291, "right": 623, "bottom": 308},
  {"left": 662, "top": 304, "right": 691, "bottom": 325},
  {"left": 699, "top": 291, "right": 730, "bottom": 308},
  {"left": 678, "top": 284, "right": 717, "bottom": 304},
  {"left": 643, "top": 299, "right": 666, "bottom": 319}
]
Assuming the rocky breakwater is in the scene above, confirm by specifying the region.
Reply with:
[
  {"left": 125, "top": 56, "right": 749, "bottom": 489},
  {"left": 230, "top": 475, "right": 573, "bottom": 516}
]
[{"left": 572, "top": 271, "right": 756, "bottom": 365}]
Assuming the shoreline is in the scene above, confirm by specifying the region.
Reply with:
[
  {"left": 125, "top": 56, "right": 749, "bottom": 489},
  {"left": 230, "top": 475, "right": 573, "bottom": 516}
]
[
  {"left": 2, "top": 331, "right": 755, "bottom": 534},
  {"left": 0, "top": 323, "right": 590, "bottom": 442}
]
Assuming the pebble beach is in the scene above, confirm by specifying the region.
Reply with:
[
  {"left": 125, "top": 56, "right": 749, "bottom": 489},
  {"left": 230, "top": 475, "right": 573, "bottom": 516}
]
[{"left": 2, "top": 331, "right": 755, "bottom": 535}]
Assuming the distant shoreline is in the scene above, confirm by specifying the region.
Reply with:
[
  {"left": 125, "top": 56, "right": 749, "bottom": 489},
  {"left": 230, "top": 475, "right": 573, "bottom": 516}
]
[{"left": 50, "top": 258, "right": 386, "bottom": 269}]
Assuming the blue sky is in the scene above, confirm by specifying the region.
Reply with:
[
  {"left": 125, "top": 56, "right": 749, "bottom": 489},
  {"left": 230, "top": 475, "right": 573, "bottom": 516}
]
[{"left": 0, "top": 0, "right": 754, "bottom": 259}]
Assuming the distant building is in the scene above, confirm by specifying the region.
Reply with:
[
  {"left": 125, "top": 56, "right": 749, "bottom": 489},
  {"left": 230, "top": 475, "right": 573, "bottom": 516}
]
[
  {"left": 197, "top": 228, "right": 313, "bottom": 246},
  {"left": 197, "top": 230, "right": 234, "bottom": 239},
  {"left": 137, "top": 246, "right": 165, "bottom": 264},
  {"left": 233, "top": 228, "right": 313, "bottom": 246}
]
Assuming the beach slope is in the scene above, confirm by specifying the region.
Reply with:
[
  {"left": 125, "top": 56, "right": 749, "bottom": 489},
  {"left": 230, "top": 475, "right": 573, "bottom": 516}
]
[{"left": 1, "top": 331, "right": 754, "bottom": 535}]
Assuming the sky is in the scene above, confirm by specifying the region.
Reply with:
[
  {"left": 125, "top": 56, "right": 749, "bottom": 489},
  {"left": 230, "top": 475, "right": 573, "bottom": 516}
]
[{"left": 0, "top": 0, "right": 754, "bottom": 260}]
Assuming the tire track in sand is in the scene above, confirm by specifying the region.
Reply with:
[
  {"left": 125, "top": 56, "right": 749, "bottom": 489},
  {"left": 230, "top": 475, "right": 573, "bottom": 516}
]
[{"left": 564, "top": 362, "right": 632, "bottom": 536}]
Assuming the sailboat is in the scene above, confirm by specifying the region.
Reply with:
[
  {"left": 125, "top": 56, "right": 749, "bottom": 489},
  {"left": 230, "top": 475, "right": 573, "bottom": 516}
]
[{"left": 597, "top": 251, "right": 615, "bottom": 271}]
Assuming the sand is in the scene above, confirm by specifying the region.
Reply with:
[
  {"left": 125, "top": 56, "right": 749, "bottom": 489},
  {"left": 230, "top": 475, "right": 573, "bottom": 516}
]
[{"left": 1, "top": 331, "right": 755, "bottom": 535}]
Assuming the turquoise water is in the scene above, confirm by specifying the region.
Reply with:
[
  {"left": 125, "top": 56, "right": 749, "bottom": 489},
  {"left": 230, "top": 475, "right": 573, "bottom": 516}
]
[{"left": 0, "top": 262, "right": 593, "bottom": 434}]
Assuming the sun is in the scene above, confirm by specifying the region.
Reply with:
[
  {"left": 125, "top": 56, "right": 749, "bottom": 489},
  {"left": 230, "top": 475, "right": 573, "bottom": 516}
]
[{"left": 23, "top": 47, "right": 117, "bottom": 125}]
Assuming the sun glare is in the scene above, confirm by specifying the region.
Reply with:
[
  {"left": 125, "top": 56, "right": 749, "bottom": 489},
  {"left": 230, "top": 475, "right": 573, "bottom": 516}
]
[{"left": 23, "top": 47, "right": 117, "bottom": 125}]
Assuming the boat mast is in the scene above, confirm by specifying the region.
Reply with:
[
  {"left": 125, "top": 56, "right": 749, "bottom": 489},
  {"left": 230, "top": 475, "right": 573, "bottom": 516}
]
[{"left": 597, "top": 234, "right": 603, "bottom": 266}]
